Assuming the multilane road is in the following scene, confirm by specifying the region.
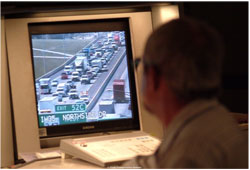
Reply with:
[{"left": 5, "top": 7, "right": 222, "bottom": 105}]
[{"left": 38, "top": 46, "right": 131, "bottom": 120}]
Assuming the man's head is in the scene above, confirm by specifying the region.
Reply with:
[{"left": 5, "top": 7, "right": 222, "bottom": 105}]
[{"left": 141, "top": 17, "right": 224, "bottom": 125}]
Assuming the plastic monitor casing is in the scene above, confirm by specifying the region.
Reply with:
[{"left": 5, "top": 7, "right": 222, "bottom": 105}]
[{"left": 5, "top": 11, "right": 153, "bottom": 157}]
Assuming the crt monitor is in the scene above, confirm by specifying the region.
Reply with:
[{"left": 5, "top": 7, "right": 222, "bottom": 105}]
[{"left": 28, "top": 18, "right": 140, "bottom": 138}]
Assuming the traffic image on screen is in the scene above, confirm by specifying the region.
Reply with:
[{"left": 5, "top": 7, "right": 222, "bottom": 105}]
[{"left": 31, "top": 31, "right": 132, "bottom": 127}]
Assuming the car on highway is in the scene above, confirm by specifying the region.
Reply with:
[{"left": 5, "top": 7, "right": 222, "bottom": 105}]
[
  {"left": 91, "top": 70, "right": 97, "bottom": 78},
  {"left": 100, "top": 64, "right": 108, "bottom": 73},
  {"left": 66, "top": 80, "right": 73, "bottom": 86},
  {"left": 71, "top": 84, "right": 77, "bottom": 89},
  {"left": 72, "top": 71, "right": 80, "bottom": 82},
  {"left": 57, "top": 82, "right": 69, "bottom": 92},
  {"left": 104, "top": 52, "right": 113, "bottom": 62},
  {"left": 80, "top": 92, "right": 89, "bottom": 104},
  {"left": 121, "top": 40, "right": 125, "bottom": 46},
  {"left": 92, "top": 67, "right": 100, "bottom": 74},
  {"left": 40, "top": 84, "right": 52, "bottom": 94},
  {"left": 102, "top": 45, "right": 109, "bottom": 51},
  {"left": 104, "top": 42, "right": 109, "bottom": 46},
  {"left": 97, "top": 48, "right": 105, "bottom": 54},
  {"left": 68, "top": 89, "right": 77, "bottom": 96},
  {"left": 111, "top": 43, "right": 118, "bottom": 50},
  {"left": 52, "top": 92, "right": 59, "bottom": 97},
  {"left": 57, "top": 83, "right": 69, "bottom": 96},
  {"left": 101, "top": 58, "right": 107, "bottom": 65},
  {"left": 69, "top": 92, "right": 80, "bottom": 100},
  {"left": 64, "top": 65, "right": 73, "bottom": 75},
  {"left": 80, "top": 75, "right": 90, "bottom": 84},
  {"left": 89, "top": 49, "right": 96, "bottom": 56},
  {"left": 108, "top": 37, "right": 113, "bottom": 43},
  {"left": 57, "top": 88, "right": 67, "bottom": 97},
  {"left": 88, "top": 55, "right": 97, "bottom": 63},
  {"left": 66, "top": 80, "right": 76, "bottom": 89},
  {"left": 86, "top": 70, "right": 94, "bottom": 79},
  {"left": 92, "top": 44, "right": 99, "bottom": 49},
  {"left": 97, "top": 41, "right": 103, "bottom": 47},
  {"left": 106, "top": 47, "right": 114, "bottom": 53},
  {"left": 61, "top": 72, "right": 68, "bottom": 79},
  {"left": 58, "top": 94, "right": 63, "bottom": 102},
  {"left": 69, "top": 88, "right": 77, "bottom": 93},
  {"left": 95, "top": 51, "right": 102, "bottom": 58},
  {"left": 51, "top": 80, "right": 59, "bottom": 87},
  {"left": 35, "top": 83, "right": 40, "bottom": 90}
]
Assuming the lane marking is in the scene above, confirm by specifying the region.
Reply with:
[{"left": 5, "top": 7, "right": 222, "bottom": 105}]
[
  {"left": 34, "top": 56, "right": 71, "bottom": 59},
  {"left": 33, "top": 48, "right": 74, "bottom": 57}
]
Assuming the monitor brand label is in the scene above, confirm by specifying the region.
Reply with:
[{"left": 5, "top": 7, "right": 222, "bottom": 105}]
[{"left": 82, "top": 125, "right": 95, "bottom": 130}]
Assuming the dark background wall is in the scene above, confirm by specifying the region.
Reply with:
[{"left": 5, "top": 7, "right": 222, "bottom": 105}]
[{"left": 181, "top": 2, "right": 248, "bottom": 113}]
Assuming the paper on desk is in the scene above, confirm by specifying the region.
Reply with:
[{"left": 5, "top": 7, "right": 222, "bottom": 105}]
[
  {"left": 36, "top": 150, "right": 61, "bottom": 159},
  {"left": 19, "top": 150, "right": 61, "bottom": 162},
  {"left": 19, "top": 152, "right": 38, "bottom": 162}
]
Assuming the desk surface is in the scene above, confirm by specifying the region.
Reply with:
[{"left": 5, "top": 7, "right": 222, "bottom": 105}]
[{"left": 18, "top": 158, "right": 101, "bottom": 169}]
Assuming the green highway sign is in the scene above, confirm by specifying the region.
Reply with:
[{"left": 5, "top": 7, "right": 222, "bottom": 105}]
[
  {"left": 55, "top": 104, "right": 86, "bottom": 113},
  {"left": 38, "top": 112, "right": 87, "bottom": 126}
]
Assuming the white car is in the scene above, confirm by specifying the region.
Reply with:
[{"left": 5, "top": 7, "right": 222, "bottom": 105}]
[
  {"left": 35, "top": 83, "right": 40, "bottom": 90},
  {"left": 68, "top": 89, "right": 77, "bottom": 96},
  {"left": 101, "top": 58, "right": 106, "bottom": 65},
  {"left": 92, "top": 67, "right": 100, "bottom": 74},
  {"left": 51, "top": 80, "right": 58, "bottom": 87},
  {"left": 100, "top": 64, "right": 108, "bottom": 72},
  {"left": 104, "top": 42, "right": 109, "bottom": 46},
  {"left": 80, "top": 75, "right": 90, "bottom": 84},
  {"left": 64, "top": 65, "right": 73, "bottom": 75},
  {"left": 80, "top": 94, "right": 89, "bottom": 105},
  {"left": 121, "top": 40, "right": 126, "bottom": 46},
  {"left": 72, "top": 71, "right": 80, "bottom": 82},
  {"left": 57, "top": 88, "right": 67, "bottom": 97}
]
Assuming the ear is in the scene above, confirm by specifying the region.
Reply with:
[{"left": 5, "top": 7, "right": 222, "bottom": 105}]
[{"left": 146, "top": 67, "right": 160, "bottom": 91}]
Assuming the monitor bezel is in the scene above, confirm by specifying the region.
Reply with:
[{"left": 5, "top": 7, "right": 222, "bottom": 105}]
[{"left": 28, "top": 18, "right": 140, "bottom": 138}]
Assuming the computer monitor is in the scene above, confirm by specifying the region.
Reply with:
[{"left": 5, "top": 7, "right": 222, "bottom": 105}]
[
  {"left": 28, "top": 18, "right": 140, "bottom": 138},
  {"left": 5, "top": 11, "right": 153, "bottom": 157}
]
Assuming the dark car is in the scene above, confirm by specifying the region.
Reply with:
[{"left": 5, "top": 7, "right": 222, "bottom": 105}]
[
  {"left": 69, "top": 93, "right": 80, "bottom": 100},
  {"left": 61, "top": 72, "right": 68, "bottom": 79}
]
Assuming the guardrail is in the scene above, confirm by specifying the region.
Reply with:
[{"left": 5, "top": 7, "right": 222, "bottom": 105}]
[
  {"left": 35, "top": 37, "right": 100, "bottom": 83},
  {"left": 86, "top": 47, "right": 126, "bottom": 112}
]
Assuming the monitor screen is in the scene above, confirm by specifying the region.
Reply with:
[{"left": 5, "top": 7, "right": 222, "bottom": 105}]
[{"left": 29, "top": 19, "right": 140, "bottom": 138}]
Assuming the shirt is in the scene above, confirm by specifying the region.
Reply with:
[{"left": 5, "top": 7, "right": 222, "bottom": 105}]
[{"left": 122, "top": 99, "right": 248, "bottom": 168}]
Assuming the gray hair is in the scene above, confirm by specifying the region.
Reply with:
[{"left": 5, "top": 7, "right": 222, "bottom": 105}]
[{"left": 143, "top": 18, "right": 224, "bottom": 101}]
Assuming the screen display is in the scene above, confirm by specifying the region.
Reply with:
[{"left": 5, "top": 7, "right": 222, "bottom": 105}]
[{"left": 31, "top": 31, "right": 133, "bottom": 127}]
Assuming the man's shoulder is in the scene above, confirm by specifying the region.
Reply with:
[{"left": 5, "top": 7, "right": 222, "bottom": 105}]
[
  {"left": 180, "top": 103, "right": 245, "bottom": 144},
  {"left": 162, "top": 103, "right": 248, "bottom": 168}
]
